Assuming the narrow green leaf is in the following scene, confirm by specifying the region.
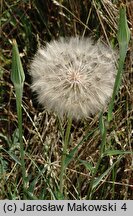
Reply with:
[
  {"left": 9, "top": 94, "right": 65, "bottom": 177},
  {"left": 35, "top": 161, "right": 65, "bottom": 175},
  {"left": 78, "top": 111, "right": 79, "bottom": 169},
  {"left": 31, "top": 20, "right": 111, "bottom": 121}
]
[
  {"left": 99, "top": 112, "right": 105, "bottom": 136},
  {"left": 79, "top": 160, "right": 95, "bottom": 174},
  {"left": 0, "top": 147, "right": 21, "bottom": 165},
  {"left": 107, "top": 5, "right": 130, "bottom": 122},
  {"left": 65, "top": 128, "right": 97, "bottom": 168},
  {"left": 92, "top": 166, "right": 112, "bottom": 190},
  {"left": 92, "top": 157, "right": 122, "bottom": 190},
  {"left": 24, "top": 191, "right": 38, "bottom": 200},
  {"left": 103, "top": 150, "right": 133, "bottom": 157},
  {"left": 117, "top": 5, "right": 130, "bottom": 62},
  {"left": 99, "top": 112, "right": 106, "bottom": 154},
  {"left": 11, "top": 39, "right": 26, "bottom": 195}
]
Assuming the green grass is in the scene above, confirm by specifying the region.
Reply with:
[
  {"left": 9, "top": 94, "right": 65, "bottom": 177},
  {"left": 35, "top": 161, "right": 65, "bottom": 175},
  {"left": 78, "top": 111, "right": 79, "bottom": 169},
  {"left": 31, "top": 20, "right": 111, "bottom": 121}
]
[{"left": 0, "top": 0, "right": 133, "bottom": 200}]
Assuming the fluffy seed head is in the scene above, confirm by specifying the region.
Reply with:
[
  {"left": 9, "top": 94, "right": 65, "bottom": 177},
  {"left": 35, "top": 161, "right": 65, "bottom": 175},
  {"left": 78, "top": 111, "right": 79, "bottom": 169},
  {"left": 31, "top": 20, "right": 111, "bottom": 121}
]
[{"left": 30, "top": 37, "right": 117, "bottom": 119}]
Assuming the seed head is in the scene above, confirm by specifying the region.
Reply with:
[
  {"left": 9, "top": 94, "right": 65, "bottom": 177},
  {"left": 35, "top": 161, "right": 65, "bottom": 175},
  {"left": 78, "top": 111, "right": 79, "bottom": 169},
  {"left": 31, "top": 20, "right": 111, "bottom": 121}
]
[{"left": 30, "top": 37, "right": 116, "bottom": 119}]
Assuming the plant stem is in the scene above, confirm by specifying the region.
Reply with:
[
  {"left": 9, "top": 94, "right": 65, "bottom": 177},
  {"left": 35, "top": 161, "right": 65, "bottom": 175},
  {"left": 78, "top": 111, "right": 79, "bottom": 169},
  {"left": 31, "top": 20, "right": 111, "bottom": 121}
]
[
  {"left": 87, "top": 113, "right": 107, "bottom": 199},
  {"left": 11, "top": 40, "right": 26, "bottom": 197},
  {"left": 16, "top": 90, "right": 26, "bottom": 196},
  {"left": 59, "top": 117, "right": 72, "bottom": 195}
]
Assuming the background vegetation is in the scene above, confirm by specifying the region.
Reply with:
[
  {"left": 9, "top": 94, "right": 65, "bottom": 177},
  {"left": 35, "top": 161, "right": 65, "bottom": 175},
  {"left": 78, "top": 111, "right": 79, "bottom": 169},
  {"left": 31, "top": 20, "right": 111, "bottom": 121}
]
[{"left": 0, "top": 0, "right": 133, "bottom": 199}]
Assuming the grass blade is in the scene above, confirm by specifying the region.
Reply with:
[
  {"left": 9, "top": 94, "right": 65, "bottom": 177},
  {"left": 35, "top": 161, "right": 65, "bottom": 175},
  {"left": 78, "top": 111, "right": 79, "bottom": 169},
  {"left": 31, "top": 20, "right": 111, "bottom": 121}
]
[
  {"left": 99, "top": 112, "right": 107, "bottom": 154},
  {"left": 65, "top": 128, "right": 97, "bottom": 168},
  {"left": 103, "top": 150, "right": 133, "bottom": 157},
  {"left": 59, "top": 117, "right": 72, "bottom": 196},
  {"left": 92, "top": 156, "right": 122, "bottom": 190}
]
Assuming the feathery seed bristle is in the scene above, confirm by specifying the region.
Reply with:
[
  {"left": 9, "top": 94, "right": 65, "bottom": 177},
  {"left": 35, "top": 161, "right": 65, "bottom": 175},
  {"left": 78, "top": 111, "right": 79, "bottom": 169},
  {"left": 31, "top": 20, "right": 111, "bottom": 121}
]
[{"left": 30, "top": 37, "right": 117, "bottom": 119}]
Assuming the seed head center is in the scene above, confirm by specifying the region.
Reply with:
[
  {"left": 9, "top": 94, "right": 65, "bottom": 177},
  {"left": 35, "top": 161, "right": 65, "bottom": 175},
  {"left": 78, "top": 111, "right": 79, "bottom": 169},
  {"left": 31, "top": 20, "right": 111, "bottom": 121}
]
[{"left": 68, "top": 71, "right": 82, "bottom": 84}]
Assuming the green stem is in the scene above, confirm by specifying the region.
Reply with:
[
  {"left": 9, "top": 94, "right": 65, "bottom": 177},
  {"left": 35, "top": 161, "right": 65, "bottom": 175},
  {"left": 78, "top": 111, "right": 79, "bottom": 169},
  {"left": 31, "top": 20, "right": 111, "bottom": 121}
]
[
  {"left": 59, "top": 117, "right": 72, "bottom": 195},
  {"left": 11, "top": 39, "right": 26, "bottom": 198},
  {"left": 87, "top": 115, "right": 107, "bottom": 199},
  {"left": 16, "top": 90, "right": 26, "bottom": 195}
]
